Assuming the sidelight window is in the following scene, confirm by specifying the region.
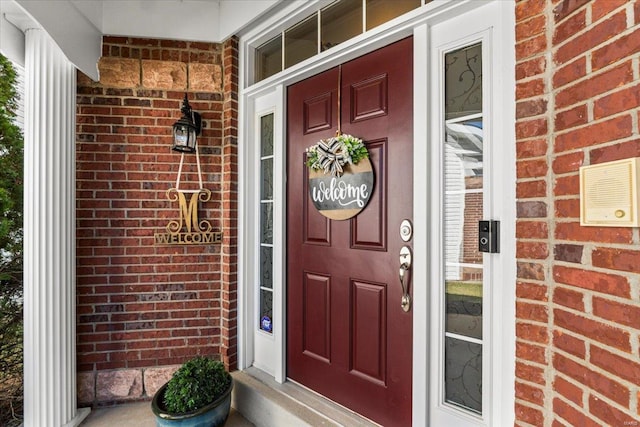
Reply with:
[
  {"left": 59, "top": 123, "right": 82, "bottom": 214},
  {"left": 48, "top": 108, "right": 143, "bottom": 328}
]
[
  {"left": 443, "top": 42, "right": 484, "bottom": 415},
  {"left": 259, "top": 113, "right": 274, "bottom": 334}
]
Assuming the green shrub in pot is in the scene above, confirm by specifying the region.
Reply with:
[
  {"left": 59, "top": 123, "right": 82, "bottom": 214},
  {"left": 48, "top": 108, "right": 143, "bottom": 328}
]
[{"left": 152, "top": 356, "right": 233, "bottom": 427}]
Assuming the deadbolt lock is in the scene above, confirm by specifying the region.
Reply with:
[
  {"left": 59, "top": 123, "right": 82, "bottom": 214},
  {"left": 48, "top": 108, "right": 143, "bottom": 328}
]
[{"left": 400, "top": 219, "right": 413, "bottom": 242}]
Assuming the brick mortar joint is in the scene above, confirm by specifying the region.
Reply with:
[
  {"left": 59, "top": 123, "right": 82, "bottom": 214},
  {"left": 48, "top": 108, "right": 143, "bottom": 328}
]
[
  {"left": 553, "top": 298, "right": 638, "bottom": 343},
  {"left": 551, "top": 340, "right": 640, "bottom": 399},
  {"left": 535, "top": 1, "right": 559, "bottom": 425}
]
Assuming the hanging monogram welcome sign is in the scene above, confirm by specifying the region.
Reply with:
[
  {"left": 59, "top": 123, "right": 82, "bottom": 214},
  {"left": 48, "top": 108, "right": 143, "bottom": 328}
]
[{"left": 306, "top": 134, "right": 374, "bottom": 220}]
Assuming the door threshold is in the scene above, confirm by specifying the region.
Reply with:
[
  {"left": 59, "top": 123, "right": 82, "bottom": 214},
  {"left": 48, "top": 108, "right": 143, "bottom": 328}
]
[{"left": 232, "top": 367, "right": 381, "bottom": 427}]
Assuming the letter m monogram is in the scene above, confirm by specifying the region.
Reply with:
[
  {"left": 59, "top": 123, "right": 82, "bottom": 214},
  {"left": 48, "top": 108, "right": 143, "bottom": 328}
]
[{"left": 177, "top": 191, "right": 201, "bottom": 232}]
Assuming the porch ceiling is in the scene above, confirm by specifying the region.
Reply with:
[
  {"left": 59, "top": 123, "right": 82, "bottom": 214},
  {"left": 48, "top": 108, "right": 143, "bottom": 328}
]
[{"left": 0, "top": 0, "right": 281, "bottom": 79}]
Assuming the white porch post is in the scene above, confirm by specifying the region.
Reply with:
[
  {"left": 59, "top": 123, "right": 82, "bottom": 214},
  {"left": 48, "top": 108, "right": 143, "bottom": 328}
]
[{"left": 23, "top": 28, "right": 89, "bottom": 427}]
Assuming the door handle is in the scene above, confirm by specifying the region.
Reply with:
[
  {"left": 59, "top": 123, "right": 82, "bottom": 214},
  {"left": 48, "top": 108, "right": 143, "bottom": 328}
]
[{"left": 399, "top": 246, "right": 412, "bottom": 312}]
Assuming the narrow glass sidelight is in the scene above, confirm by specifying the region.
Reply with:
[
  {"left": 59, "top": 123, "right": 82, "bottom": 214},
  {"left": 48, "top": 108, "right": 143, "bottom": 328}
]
[
  {"left": 443, "top": 42, "right": 484, "bottom": 415},
  {"left": 259, "top": 113, "right": 275, "bottom": 334}
]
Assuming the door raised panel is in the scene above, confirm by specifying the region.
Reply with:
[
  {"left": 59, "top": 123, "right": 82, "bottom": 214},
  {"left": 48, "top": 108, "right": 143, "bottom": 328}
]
[
  {"left": 351, "top": 74, "right": 388, "bottom": 123},
  {"left": 303, "top": 156, "right": 331, "bottom": 245},
  {"left": 302, "top": 272, "right": 332, "bottom": 363},
  {"left": 304, "top": 92, "right": 333, "bottom": 134},
  {"left": 351, "top": 139, "right": 387, "bottom": 250},
  {"left": 350, "top": 280, "right": 387, "bottom": 385}
]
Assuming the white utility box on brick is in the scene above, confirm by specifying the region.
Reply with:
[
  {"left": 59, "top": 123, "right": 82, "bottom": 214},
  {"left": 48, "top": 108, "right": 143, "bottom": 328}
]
[{"left": 580, "top": 157, "right": 640, "bottom": 227}]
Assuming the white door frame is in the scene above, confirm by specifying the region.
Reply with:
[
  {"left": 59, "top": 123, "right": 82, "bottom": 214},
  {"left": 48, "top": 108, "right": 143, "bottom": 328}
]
[
  {"left": 426, "top": 2, "right": 516, "bottom": 425},
  {"left": 237, "top": 1, "right": 515, "bottom": 425}
]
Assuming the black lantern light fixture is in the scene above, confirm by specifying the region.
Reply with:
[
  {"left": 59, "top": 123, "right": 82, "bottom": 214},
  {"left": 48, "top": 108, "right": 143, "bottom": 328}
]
[{"left": 172, "top": 93, "right": 202, "bottom": 153}]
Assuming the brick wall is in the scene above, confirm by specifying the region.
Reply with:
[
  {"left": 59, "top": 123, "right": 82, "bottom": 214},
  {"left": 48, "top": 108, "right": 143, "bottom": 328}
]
[
  {"left": 462, "top": 176, "right": 483, "bottom": 267},
  {"left": 220, "top": 36, "right": 239, "bottom": 371},
  {"left": 516, "top": 0, "right": 640, "bottom": 425},
  {"left": 75, "top": 36, "right": 238, "bottom": 405}
]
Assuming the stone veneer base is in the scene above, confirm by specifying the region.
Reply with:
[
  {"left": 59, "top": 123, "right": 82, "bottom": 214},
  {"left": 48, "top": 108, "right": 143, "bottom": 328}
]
[{"left": 78, "top": 365, "right": 181, "bottom": 406}]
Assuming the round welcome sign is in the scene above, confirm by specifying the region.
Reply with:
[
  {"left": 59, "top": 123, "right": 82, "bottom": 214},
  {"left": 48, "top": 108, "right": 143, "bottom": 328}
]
[{"left": 308, "top": 157, "right": 374, "bottom": 220}]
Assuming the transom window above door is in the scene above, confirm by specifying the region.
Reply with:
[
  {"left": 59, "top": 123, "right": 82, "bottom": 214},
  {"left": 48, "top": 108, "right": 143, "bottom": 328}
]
[{"left": 254, "top": 0, "right": 427, "bottom": 82}]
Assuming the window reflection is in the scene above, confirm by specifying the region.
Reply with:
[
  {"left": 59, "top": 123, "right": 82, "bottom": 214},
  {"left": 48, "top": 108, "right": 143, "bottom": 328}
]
[
  {"left": 366, "top": 0, "right": 422, "bottom": 30},
  {"left": 321, "top": 0, "right": 362, "bottom": 51},
  {"left": 285, "top": 15, "right": 318, "bottom": 69},
  {"left": 255, "top": 0, "right": 427, "bottom": 82},
  {"left": 255, "top": 36, "right": 281, "bottom": 82}
]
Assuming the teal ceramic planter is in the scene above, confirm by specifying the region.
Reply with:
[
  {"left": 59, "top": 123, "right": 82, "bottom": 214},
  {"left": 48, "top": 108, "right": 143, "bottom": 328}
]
[{"left": 151, "top": 379, "right": 233, "bottom": 427}]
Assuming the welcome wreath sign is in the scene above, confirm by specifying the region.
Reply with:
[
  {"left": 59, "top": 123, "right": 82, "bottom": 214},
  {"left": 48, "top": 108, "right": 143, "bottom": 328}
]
[{"left": 306, "top": 133, "right": 374, "bottom": 220}]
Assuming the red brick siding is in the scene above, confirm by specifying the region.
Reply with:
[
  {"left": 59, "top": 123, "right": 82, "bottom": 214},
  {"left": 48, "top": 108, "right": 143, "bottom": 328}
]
[
  {"left": 516, "top": 0, "right": 640, "bottom": 425},
  {"left": 220, "top": 36, "right": 239, "bottom": 370},
  {"left": 76, "top": 36, "right": 237, "bottom": 403},
  {"left": 462, "top": 177, "right": 483, "bottom": 269}
]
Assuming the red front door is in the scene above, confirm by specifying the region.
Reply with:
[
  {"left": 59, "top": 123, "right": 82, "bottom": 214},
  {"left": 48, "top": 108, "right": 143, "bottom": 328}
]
[{"left": 287, "top": 38, "right": 413, "bottom": 426}]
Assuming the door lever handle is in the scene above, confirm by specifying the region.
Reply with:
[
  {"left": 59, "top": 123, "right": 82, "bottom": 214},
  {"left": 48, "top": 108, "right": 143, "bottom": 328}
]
[
  {"left": 399, "top": 263, "right": 408, "bottom": 284},
  {"left": 399, "top": 246, "right": 412, "bottom": 312}
]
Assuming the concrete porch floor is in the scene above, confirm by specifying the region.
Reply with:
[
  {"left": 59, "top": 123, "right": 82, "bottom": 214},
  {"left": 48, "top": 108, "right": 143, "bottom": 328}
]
[
  {"left": 80, "top": 402, "right": 254, "bottom": 427},
  {"left": 80, "top": 369, "right": 379, "bottom": 427}
]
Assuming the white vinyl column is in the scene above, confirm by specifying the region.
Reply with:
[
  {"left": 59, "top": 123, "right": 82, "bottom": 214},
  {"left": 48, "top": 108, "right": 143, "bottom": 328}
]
[{"left": 23, "top": 28, "right": 90, "bottom": 427}]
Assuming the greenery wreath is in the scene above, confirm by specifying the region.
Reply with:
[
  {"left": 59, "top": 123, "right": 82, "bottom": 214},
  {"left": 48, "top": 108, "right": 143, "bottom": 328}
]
[{"left": 305, "top": 133, "right": 369, "bottom": 177}]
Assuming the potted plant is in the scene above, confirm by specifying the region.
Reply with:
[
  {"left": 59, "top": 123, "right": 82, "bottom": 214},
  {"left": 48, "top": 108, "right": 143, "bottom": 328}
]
[{"left": 151, "top": 356, "right": 233, "bottom": 427}]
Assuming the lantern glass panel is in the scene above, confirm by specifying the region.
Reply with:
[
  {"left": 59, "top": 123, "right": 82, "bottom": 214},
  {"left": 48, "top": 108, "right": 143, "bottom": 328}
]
[
  {"left": 173, "top": 123, "right": 197, "bottom": 152},
  {"left": 174, "top": 126, "right": 189, "bottom": 147}
]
